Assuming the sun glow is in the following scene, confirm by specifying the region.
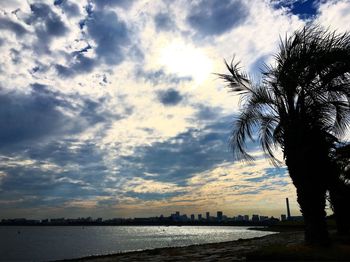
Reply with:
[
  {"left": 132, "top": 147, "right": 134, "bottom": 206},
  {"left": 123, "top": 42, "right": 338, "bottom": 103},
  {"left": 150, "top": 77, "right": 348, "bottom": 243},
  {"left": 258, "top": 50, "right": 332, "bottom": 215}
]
[{"left": 159, "top": 41, "right": 213, "bottom": 85}]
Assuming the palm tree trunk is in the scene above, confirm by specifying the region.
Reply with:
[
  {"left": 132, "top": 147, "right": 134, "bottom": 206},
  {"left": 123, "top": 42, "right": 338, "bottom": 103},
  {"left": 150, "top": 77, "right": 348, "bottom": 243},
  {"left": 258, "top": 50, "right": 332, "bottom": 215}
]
[
  {"left": 294, "top": 178, "right": 329, "bottom": 245},
  {"left": 285, "top": 143, "right": 330, "bottom": 245},
  {"left": 329, "top": 180, "right": 350, "bottom": 235}
]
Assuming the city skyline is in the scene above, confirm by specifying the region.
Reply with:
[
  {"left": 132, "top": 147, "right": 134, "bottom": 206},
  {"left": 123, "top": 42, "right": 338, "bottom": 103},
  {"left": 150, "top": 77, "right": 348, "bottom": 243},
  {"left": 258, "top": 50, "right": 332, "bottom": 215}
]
[
  {"left": 0, "top": 197, "right": 300, "bottom": 220},
  {"left": 1, "top": 0, "right": 349, "bottom": 219}
]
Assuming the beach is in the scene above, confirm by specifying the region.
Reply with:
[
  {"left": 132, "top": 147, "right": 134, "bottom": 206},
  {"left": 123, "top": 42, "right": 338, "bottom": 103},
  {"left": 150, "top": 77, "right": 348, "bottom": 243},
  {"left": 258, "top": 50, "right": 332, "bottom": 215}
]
[{"left": 66, "top": 230, "right": 350, "bottom": 261}]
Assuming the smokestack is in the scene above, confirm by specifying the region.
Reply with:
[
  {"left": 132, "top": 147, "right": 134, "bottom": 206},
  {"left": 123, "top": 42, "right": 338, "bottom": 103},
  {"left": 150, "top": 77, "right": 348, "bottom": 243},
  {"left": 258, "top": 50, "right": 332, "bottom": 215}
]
[{"left": 286, "top": 198, "right": 291, "bottom": 219}]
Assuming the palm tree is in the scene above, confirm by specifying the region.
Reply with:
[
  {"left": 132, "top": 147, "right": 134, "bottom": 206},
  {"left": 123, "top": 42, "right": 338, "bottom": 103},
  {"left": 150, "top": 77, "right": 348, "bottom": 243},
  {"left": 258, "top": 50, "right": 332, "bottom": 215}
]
[
  {"left": 329, "top": 144, "right": 350, "bottom": 235},
  {"left": 219, "top": 26, "right": 350, "bottom": 245}
]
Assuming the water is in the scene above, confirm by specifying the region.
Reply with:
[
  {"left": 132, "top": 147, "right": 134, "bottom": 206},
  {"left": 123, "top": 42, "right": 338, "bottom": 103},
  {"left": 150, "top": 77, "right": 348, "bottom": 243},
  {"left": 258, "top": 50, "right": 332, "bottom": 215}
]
[{"left": 0, "top": 226, "right": 275, "bottom": 261}]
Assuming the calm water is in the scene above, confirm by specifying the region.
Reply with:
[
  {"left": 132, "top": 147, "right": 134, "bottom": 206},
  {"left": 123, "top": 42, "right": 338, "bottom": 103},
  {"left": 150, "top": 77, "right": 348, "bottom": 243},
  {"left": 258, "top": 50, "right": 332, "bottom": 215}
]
[{"left": 0, "top": 226, "right": 275, "bottom": 261}]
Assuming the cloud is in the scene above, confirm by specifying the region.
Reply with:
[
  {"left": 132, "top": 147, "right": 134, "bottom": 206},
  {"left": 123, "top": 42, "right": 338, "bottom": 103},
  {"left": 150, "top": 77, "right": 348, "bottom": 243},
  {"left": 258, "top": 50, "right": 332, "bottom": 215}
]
[
  {"left": 0, "top": 83, "right": 118, "bottom": 152},
  {"left": 157, "top": 88, "right": 183, "bottom": 106},
  {"left": 21, "top": 3, "right": 69, "bottom": 54},
  {"left": 0, "top": 0, "right": 28, "bottom": 11},
  {"left": 0, "top": 17, "right": 27, "bottom": 38},
  {"left": 0, "top": 85, "right": 76, "bottom": 149},
  {"left": 316, "top": 0, "right": 350, "bottom": 32},
  {"left": 117, "top": 115, "right": 233, "bottom": 185},
  {"left": 154, "top": 12, "right": 175, "bottom": 31},
  {"left": 84, "top": 9, "right": 130, "bottom": 65},
  {"left": 28, "top": 3, "right": 68, "bottom": 37},
  {"left": 187, "top": 0, "right": 248, "bottom": 37},
  {"left": 136, "top": 68, "right": 192, "bottom": 85},
  {"left": 92, "top": 0, "right": 135, "bottom": 9},
  {"left": 54, "top": 0, "right": 81, "bottom": 17},
  {"left": 55, "top": 53, "right": 95, "bottom": 77}
]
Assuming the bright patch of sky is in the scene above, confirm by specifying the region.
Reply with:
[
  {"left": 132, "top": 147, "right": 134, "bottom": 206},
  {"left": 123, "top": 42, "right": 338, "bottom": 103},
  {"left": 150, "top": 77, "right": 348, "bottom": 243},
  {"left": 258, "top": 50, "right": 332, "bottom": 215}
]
[{"left": 0, "top": 0, "right": 349, "bottom": 219}]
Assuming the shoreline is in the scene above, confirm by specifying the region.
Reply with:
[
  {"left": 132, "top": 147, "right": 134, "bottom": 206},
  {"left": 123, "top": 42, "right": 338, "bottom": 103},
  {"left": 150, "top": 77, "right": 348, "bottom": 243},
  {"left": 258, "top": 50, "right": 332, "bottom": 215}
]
[
  {"left": 62, "top": 231, "right": 302, "bottom": 262},
  {"left": 59, "top": 228, "right": 350, "bottom": 261}
]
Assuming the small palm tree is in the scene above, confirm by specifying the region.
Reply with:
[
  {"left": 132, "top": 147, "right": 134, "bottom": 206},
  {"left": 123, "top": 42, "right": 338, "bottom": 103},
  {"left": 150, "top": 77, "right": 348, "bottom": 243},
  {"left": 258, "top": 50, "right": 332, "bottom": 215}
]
[{"left": 219, "top": 26, "right": 350, "bottom": 244}]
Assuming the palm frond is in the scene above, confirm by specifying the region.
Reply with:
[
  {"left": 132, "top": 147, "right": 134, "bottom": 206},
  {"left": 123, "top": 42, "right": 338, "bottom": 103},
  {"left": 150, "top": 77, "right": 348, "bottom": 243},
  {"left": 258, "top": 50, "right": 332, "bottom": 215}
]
[{"left": 217, "top": 58, "right": 251, "bottom": 92}]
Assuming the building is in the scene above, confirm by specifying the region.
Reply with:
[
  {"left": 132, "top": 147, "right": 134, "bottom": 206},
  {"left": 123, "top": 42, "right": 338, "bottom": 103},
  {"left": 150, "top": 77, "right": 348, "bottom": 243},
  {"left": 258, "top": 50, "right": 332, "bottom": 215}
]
[
  {"left": 244, "top": 215, "right": 249, "bottom": 221},
  {"left": 286, "top": 198, "right": 291, "bottom": 219},
  {"left": 252, "top": 214, "right": 260, "bottom": 222},
  {"left": 236, "top": 215, "right": 243, "bottom": 221},
  {"left": 259, "top": 216, "right": 269, "bottom": 221},
  {"left": 217, "top": 211, "right": 223, "bottom": 221},
  {"left": 281, "top": 214, "right": 287, "bottom": 221},
  {"left": 206, "top": 212, "right": 210, "bottom": 220},
  {"left": 191, "top": 214, "right": 195, "bottom": 221},
  {"left": 198, "top": 214, "right": 202, "bottom": 220}
]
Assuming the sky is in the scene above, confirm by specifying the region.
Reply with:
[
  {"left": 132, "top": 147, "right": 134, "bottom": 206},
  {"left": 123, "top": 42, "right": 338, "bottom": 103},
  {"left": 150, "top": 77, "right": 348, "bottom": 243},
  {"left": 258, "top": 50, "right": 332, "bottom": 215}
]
[{"left": 0, "top": 0, "right": 350, "bottom": 219}]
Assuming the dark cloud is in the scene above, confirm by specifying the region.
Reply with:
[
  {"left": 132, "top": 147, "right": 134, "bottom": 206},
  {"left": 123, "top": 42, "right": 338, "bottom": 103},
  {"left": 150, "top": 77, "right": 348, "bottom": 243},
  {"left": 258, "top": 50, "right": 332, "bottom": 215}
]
[
  {"left": 0, "top": 17, "right": 27, "bottom": 37},
  {"left": 154, "top": 12, "right": 174, "bottom": 31},
  {"left": 0, "top": 150, "right": 107, "bottom": 207},
  {"left": 136, "top": 68, "right": 192, "bottom": 85},
  {"left": 23, "top": 3, "right": 68, "bottom": 53},
  {"left": 195, "top": 105, "right": 223, "bottom": 121},
  {"left": 0, "top": 82, "right": 126, "bottom": 209},
  {"left": 54, "top": 0, "right": 80, "bottom": 17},
  {"left": 119, "top": 115, "right": 233, "bottom": 185},
  {"left": 85, "top": 9, "right": 130, "bottom": 65},
  {"left": 10, "top": 48, "right": 21, "bottom": 64},
  {"left": 187, "top": 0, "right": 248, "bottom": 37},
  {"left": 157, "top": 89, "right": 183, "bottom": 106},
  {"left": 0, "top": 137, "right": 117, "bottom": 215},
  {"left": 126, "top": 191, "right": 184, "bottom": 201},
  {"left": 29, "top": 3, "right": 68, "bottom": 36},
  {"left": 0, "top": 85, "right": 76, "bottom": 149},
  {"left": 55, "top": 53, "right": 95, "bottom": 77},
  {"left": 0, "top": 84, "right": 116, "bottom": 151},
  {"left": 92, "top": 0, "right": 135, "bottom": 9},
  {"left": 55, "top": 45, "right": 95, "bottom": 77}
]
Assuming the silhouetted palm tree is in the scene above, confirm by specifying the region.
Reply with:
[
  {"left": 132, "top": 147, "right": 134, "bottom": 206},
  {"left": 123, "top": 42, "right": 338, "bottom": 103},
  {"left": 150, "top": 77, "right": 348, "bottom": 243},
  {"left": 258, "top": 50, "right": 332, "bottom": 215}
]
[
  {"left": 219, "top": 26, "right": 350, "bottom": 245},
  {"left": 329, "top": 143, "right": 350, "bottom": 234}
]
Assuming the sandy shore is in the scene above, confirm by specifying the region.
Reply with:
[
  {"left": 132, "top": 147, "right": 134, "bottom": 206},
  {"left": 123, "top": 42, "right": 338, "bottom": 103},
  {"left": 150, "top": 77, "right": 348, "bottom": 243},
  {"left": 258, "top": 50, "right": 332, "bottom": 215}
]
[{"left": 65, "top": 231, "right": 306, "bottom": 261}]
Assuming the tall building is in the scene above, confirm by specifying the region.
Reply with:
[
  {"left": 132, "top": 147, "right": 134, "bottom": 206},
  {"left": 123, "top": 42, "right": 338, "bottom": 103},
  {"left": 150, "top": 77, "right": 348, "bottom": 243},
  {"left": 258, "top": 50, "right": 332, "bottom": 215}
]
[
  {"left": 190, "top": 214, "right": 195, "bottom": 221},
  {"left": 286, "top": 198, "right": 291, "bottom": 219},
  {"left": 259, "top": 216, "right": 268, "bottom": 221},
  {"left": 217, "top": 211, "right": 223, "bottom": 221},
  {"left": 237, "top": 215, "right": 243, "bottom": 221},
  {"left": 198, "top": 214, "right": 202, "bottom": 220},
  {"left": 206, "top": 212, "right": 210, "bottom": 220},
  {"left": 252, "top": 214, "right": 260, "bottom": 222}
]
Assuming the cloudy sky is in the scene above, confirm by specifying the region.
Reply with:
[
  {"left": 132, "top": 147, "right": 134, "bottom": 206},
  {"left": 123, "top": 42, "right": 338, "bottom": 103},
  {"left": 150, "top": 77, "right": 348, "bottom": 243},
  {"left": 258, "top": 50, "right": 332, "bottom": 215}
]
[{"left": 0, "top": 0, "right": 349, "bottom": 219}]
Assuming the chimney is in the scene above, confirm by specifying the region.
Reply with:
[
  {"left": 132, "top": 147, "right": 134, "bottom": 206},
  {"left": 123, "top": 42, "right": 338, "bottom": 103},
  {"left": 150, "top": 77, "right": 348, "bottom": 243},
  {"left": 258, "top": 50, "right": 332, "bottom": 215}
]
[{"left": 286, "top": 198, "right": 291, "bottom": 219}]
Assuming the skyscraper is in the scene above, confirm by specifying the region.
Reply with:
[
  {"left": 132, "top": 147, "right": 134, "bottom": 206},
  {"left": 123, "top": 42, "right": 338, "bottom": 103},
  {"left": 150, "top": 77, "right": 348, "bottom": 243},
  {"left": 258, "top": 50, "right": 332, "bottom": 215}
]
[
  {"left": 217, "top": 211, "right": 223, "bottom": 221},
  {"left": 286, "top": 198, "right": 291, "bottom": 219}
]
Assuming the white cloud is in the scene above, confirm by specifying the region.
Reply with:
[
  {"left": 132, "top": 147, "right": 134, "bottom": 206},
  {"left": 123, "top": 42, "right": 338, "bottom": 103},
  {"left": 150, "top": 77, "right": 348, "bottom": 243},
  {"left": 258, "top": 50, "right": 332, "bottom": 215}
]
[{"left": 316, "top": 0, "right": 350, "bottom": 32}]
